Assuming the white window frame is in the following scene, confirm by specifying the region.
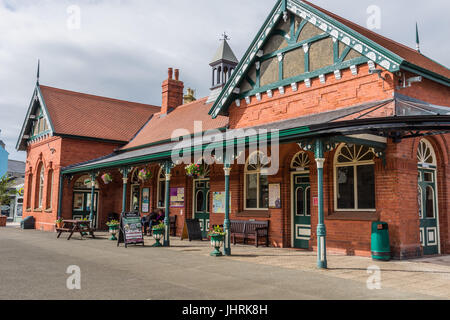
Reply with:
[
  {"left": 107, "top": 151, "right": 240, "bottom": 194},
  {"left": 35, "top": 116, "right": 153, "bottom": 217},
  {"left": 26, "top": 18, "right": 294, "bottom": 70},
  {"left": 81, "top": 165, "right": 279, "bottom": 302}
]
[
  {"left": 38, "top": 165, "right": 45, "bottom": 209},
  {"left": 333, "top": 144, "right": 376, "bottom": 212},
  {"left": 244, "top": 151, "right": 269, "bottom": 211}
]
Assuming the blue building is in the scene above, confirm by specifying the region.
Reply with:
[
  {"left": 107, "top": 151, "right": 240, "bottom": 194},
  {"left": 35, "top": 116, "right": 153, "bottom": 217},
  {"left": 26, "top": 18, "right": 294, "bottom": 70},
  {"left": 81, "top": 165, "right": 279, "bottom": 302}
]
[{"left": 0, "top": 135, "right": 9, "bottom": 178}]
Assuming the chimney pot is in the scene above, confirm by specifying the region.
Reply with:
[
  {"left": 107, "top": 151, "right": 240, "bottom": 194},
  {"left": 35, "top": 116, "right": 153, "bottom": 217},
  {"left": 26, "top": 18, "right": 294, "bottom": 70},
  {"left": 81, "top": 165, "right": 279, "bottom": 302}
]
[
  {"left": 174, "top": 69, "right": 179, "bottom": 81},
  {"left": 168, "top": 68, "right": 173, "bottom": 80}
]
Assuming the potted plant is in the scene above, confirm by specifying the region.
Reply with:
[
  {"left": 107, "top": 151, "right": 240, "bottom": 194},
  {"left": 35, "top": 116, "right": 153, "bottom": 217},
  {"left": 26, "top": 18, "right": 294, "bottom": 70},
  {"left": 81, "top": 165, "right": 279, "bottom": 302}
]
[
  {"left": 80, "top": 217, "right": 90, "bottom": 235},
  {"left": 101, "top": 173, "right": 113, "bottom": 185},
  {"left": 152, "top": 222, "right": 165, "bottom": 247},
  {"left": 55, "top": 218, "right": 63, "bottom": 229},
  {"left": 106, "top": 220, "right": 120, "bottom": 241},
  {"left": 208, "top": 225, "right": 226, "bottom": 257},
  {"left": 138, "top": 168, "right": 152, "bottom": 182}
]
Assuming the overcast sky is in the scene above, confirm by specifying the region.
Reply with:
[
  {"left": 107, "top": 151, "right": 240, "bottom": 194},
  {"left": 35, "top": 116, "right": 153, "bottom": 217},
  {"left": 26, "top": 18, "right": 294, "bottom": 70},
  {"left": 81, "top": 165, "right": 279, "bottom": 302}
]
[{"left": 0, "top": 0, "right": 449, "bottom": 161}]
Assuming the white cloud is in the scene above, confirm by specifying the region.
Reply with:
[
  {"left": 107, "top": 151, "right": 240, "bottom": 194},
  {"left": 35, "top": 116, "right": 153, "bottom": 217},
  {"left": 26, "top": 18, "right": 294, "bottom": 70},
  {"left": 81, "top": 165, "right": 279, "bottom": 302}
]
[{"left": 0, "top": 0, "right": 448, "bottom": 161}]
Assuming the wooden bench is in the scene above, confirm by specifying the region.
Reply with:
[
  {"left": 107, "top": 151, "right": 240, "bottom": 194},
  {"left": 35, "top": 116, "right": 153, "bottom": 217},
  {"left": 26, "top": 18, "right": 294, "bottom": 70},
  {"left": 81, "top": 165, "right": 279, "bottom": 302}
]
[{"left": 230, "top": 220, "right": 269, "bottom": 247}]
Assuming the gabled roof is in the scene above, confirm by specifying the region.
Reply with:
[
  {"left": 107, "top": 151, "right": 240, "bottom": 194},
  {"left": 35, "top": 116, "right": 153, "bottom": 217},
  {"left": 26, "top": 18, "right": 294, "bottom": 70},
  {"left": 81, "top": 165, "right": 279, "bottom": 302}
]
[
  {"left": 209, "top": 0, "right": 450, "bottom": 118},
  {"left": 210, "top": 39, "right": 239, "bottom": 65},
  {"left": 122, "top": 97, "right": 229, "bottom": 151},
  {"left": 7, "top": 160, "right": 25, "bottom": 174},
  {"left": 302, "top": 0, "right": 450, "bottom": 79},
  {"left": 16, "top": 84, "right": 160, "bottom": 150}
]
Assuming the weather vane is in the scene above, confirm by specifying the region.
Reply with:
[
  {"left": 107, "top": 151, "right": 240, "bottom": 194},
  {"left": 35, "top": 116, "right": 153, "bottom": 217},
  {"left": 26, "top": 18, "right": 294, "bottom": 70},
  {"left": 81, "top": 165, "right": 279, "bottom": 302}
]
[{"left": 220, "top": 32, "right": 230, "bottom": 41}]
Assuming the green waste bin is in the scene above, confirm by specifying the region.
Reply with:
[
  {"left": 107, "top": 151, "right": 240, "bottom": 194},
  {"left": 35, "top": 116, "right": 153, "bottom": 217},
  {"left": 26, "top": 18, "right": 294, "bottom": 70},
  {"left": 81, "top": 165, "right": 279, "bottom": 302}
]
[{"left": 371, "top": 222, "right": 391, "bottom": 261}]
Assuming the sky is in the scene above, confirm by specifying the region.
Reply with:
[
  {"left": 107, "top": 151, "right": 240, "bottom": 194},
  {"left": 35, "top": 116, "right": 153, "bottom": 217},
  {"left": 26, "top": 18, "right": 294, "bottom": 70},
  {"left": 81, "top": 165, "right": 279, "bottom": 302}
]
[{"left": 0, "top": 0, "right": 449, "bottom": 161}]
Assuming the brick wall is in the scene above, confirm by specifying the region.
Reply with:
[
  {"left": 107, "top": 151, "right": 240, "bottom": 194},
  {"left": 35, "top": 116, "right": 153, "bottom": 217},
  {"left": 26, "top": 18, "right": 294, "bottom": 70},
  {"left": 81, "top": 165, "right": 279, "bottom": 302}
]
[{"left": 23, "top": 136, "right": 122, "bottom": 231}]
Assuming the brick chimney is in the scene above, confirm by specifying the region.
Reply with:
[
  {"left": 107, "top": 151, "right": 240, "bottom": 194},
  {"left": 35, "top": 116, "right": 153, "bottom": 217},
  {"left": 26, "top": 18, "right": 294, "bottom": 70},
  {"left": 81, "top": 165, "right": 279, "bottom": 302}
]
[{"left": 161, "top": 67, "right": 184, "bottom": 115}]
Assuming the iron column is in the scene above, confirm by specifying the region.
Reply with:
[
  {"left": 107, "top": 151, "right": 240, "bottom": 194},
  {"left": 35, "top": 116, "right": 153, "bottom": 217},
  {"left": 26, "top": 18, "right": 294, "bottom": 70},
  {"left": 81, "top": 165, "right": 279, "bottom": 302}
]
[{"left": 315, "top": 139, "right": 327, "bottom": 269}]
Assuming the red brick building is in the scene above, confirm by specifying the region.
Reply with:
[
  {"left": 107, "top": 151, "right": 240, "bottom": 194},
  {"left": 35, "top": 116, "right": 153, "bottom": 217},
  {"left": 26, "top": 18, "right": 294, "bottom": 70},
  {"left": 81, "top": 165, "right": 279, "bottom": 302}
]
[{"left": 18, "top": 0, "right": 449, "bottom": 261}]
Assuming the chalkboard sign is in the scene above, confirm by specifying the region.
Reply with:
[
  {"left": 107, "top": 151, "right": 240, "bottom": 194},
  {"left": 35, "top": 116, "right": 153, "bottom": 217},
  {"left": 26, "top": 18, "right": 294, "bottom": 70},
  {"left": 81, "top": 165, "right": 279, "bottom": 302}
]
[
  {"left": 185, "top": 219, "right": 204, "bottom": 241},
  {"left": 117, "top": 212, "right": 145, "bottom": 248}
]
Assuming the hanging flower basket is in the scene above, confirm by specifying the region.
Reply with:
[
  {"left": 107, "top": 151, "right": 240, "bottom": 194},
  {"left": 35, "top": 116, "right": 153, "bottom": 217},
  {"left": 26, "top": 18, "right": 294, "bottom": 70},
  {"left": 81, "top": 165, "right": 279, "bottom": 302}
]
[
  {"left": 208, "top": 226, "right": 225, "bottom": 257},
  {"left": 185, "top": 163, "right": 207, "bottom": 178},
  {"left": 138, "top": 168, "right": 152, "bottom": 182},
  {"left": 101, "top": 173, "right": 113, "bottom": 185}
]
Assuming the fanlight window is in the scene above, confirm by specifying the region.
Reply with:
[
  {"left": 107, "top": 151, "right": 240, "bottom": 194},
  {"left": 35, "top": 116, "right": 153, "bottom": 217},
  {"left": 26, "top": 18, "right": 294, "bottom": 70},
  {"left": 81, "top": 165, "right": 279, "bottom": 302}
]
[
  {"left": 245, "top": 152, "right": 270, "bottom": 210},
  {"left": 335, "top": 144, "right": 376, "bottom": 211},
  {"left": 417, "top": 139, "right": 436, "bottom": 167},
  {"left": 291, "top": 151, "right": 310, "bottom": 171},
  {"left": 74, "top": 175, "right": 99, "bottom": 189}
]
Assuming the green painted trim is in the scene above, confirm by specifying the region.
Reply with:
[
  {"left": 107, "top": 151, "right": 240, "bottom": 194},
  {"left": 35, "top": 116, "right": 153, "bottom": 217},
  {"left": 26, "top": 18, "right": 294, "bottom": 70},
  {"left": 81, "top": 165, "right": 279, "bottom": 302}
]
[
  {"left": 333, "top": 40, "right": 339, "bottom": 64},
  {"left": 120, "top": 126, "right": 229, "bottom": 153},
  {"left": 291, "top": 0, "right": 403, "bottom": 65},
  {"left": 208, "top": 0, "right": 284, "bottom": 117},
  {"left": 338, "top": 45, "right": 352, "bottom": 63},
  {"left": 259, "top": 33, "right": 328, "bottom": 62},
  {"left": 401, "top": 63, "right": 450, "bottom": 87},
  {"left": 239, "top": 56, "right": 369, "bottom": 98},
  {"left": 36, "top": 85, "right": 56, "bottom": 133},
  {"left": 294, "top": 19, "right": 308, "bottom": 42},
  {"left": 330, "top": 136, "right": 386, "bottom": 150}
]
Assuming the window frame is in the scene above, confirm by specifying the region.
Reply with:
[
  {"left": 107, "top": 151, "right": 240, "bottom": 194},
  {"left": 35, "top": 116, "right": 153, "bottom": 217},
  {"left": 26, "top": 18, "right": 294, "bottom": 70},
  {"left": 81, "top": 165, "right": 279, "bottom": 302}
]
[
  {"left": 333, "top": 144, "right": 376, "bottom": 212},
  {"left": 244, "top": 151, "right": 270, "bottom": 211},
  {"left": 46, "top": 169, "right": 53, "bottom": 210},
  {"left": 37, "top": 164, "right": 45, "bottom": 209}
]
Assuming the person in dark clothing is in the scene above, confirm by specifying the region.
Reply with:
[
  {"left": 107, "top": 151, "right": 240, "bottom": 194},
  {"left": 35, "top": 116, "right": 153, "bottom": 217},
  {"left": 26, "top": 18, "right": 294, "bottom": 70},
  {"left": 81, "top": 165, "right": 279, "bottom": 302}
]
[
  {"left": 147, "top": 210, "right": 159, "bottom": 235},
  {"left": 141, "top": 214, "right": 151, "bottom": 235}
]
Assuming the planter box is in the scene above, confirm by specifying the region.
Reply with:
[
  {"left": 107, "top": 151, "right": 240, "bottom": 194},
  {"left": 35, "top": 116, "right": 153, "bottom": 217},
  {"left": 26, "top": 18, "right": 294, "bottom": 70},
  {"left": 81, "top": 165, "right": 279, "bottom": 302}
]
[{"left": 0, "top": 216, "right": 7, "bottom": 227}]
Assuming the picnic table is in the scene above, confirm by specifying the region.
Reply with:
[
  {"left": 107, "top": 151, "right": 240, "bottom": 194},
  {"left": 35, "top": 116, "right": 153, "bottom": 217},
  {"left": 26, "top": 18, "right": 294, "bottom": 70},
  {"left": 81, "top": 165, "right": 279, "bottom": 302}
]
[{"left": 56, "top": 219, "right": 96, "bottom": 240}]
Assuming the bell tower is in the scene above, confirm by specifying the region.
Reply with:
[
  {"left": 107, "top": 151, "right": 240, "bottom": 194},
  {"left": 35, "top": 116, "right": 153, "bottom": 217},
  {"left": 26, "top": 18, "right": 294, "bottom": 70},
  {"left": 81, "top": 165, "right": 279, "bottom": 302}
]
[{"left": 207, "top": 33, "right": 239, "bottom": 103}]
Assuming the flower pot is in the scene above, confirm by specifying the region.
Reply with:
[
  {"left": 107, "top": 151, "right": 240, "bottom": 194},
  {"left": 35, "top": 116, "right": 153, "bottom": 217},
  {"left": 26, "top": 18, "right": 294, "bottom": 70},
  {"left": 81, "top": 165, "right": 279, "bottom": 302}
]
[
  {"left": 56, "top": 222, "right": 62, "bottom": 229},
  {"left": 209, "top": 234, "right": 224, "bottom": 257},
  {"left": 108, "top": 225, "right": 119, "bottom": 240},
  {"left": 152, "top": 228, "right": 164, "bottom": 247}
]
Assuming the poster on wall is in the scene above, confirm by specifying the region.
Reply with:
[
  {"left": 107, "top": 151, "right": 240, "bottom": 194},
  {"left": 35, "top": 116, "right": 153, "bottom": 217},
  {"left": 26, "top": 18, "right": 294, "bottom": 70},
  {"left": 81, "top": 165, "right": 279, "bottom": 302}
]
[
  {"left": 212, "top": 192, "right": 232, "bottom": 214},
  {"left": 142, "top": 188, "right": 150, "bottom": 213},
  {"left": 269, "top": 184, "right": 281, "bottom": 209},
  {"left": 170, "top": 188, "right": 185, "bottom": 208}
]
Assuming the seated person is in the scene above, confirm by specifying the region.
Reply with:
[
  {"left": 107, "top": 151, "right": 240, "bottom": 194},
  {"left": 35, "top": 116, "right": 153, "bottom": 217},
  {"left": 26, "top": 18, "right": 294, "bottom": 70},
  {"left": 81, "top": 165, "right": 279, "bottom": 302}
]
[
  {"left": 141, "top": 214, "right": 151, "bottom": 235},
  {"left": 147, "top": 210, "right": 159, "bottom": 235}
]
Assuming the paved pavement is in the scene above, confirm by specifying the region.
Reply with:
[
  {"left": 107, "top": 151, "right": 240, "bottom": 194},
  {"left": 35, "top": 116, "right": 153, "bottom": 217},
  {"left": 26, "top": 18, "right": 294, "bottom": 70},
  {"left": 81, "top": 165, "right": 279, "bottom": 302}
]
[{"left": 0, "top": 226, "right": 449, "bottom": 300}]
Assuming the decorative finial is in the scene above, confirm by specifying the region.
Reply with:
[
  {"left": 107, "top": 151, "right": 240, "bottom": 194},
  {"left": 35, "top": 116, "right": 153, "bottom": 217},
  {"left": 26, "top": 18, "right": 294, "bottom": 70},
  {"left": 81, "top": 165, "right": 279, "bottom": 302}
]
[
  {"left": 220, "top": 32, "right": 230, "bottom": 41},
  {"left": 36, "top": 59, "right": 40, "bottom": 85},
  {"left": 416, "top": 22, "right": 420, "bottom": 53}
]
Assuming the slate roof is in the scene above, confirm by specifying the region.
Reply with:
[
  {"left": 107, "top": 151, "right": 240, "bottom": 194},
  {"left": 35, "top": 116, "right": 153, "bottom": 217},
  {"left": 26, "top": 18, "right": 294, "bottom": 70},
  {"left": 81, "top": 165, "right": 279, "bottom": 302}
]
[
  {"left": 39, "top": 85, "right": 161, "bottom": 142},
  {"left": 122, "top": 97, "right": 229, "bottom": 150},
  {"left": 210, "top": 39, "right": 239, "bottom": 65},
  {"left": 7, "top": 160, "right": 25, "bottom": 175}
]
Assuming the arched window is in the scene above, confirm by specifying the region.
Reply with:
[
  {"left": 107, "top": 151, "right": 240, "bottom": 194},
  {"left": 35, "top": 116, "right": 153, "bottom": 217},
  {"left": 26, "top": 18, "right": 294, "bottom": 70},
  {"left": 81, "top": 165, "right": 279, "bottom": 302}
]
[
  {"left": 291, "top": 151, "right": 310, "bottom": 171},
  {"left": 37, "top": 165, "right": 45, "bottom": 209},
  {"left": 46, "top": 169, "right": 53, "bottom": 209},
  {"left": 157, "top": 167, "right": 166, "bottom": 208},
  {"left": 245, "top": 151, "right": 270, "bottom": 210},
  {"left": 334, "top": 144, "right": 376, "bottom": 211},
  {"left": 417, "top": 139, "right": 437, "bottom": 168},
  {"left": 26, "top": 173, "right": 33, "bottom": 209}
]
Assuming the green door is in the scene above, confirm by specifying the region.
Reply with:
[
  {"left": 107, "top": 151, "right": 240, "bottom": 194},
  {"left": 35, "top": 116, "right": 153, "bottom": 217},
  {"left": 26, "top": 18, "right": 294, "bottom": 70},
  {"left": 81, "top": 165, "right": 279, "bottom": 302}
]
[
  {"left": 293, "top": 174, "right": 311, "bottom": 249},
  {"left": 418, "top": 169, "right": 439, "bottom": 255},
  {"left": 194, "top": 180, "right": 210, "bottom": 238},
  {"left": 72, "top": 191, "right": 99, "bottom": 227}
]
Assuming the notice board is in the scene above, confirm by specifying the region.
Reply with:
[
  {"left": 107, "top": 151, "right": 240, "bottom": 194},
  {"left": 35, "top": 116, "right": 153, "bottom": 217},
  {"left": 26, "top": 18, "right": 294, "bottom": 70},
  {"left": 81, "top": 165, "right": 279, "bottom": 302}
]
[{"left": 117, "top": 212, "right": 144, "bottom": 248}]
